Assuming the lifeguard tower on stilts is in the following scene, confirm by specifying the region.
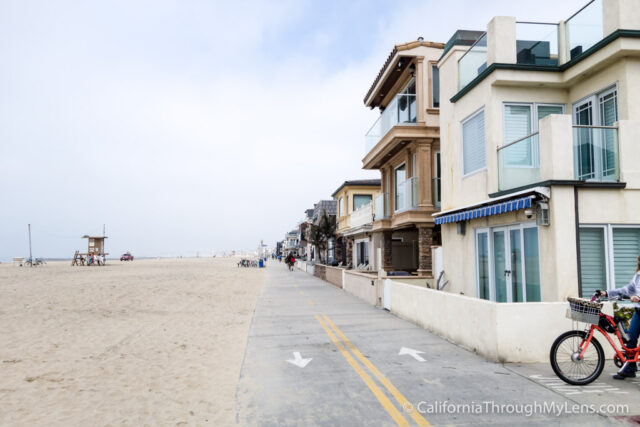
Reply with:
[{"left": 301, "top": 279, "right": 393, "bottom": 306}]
[{"left": 72, "top": 235, "right": 108, "bottom": 266}]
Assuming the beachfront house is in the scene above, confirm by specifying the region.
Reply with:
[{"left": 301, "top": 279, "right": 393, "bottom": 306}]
[
  {"left": 309, "top": 200, "right": 337, "bottom": 263},
  {"left": 296, "top": 209, "right": 314, "bottom": 260},
  {"left": 282, "top": 230, "right": 298, "bottom": 257},
  {"left": 362, "top": 38, "right": 444, "bottom": 275},
  {"left": 436, "top": 0, "right": 640, "bottom": 302},
  {"left": 332, "top": 179, "right": 381, "bottom": 269}
]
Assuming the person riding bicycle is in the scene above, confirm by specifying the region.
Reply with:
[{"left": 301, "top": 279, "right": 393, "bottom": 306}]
[{"left": 599, "top": 255, "right": 640, "bottom": 379}]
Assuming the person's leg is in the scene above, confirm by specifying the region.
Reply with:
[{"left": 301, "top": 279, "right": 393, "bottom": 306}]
[{"left": 614, "top": 311, "right": 640, "bottom": 379}]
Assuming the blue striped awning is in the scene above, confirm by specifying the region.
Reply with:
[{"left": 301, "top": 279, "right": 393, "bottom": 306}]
[{"left": 434, "top": 196, "right": 533, "bottom": 225}]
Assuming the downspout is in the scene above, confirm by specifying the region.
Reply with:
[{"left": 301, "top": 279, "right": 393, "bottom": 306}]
[{"left": 574, "top": 186, "right": 582, "bottom": 296}]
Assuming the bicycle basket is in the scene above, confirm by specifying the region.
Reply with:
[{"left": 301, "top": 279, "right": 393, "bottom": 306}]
[{"left": 567, "top": 297, "right": 603, "bottom": 324}]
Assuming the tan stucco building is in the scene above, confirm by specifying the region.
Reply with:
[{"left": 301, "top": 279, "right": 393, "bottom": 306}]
[
  {"left": 436, "top": 0, "right": 640, "bottom": 302},
  {"left": 332, "top": 179, "right": 381, "bottom": 269},
  {"left": 363, "top": 39, "right": 444, "bottom": 275}
]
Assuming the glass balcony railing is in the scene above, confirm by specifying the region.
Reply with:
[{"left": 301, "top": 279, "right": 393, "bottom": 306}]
[
  {"left": 498, "top": 133, "right": 540, "bottom": 191},
  {"left": 365, "top": 94, "right": 417, "bottom": 154},
  {"left": 395, "top": 177, "right": 419, "bottom": 212},
  {"left": 566, "top": 0, "right": 603, "bottom": 60},
  {"left": 516, "top": 22, "right": 559, "bottom": 66},
  {"left": 374, "top": 193, "right": 389, "bottom": 221},
  {"left": 573, "top": 125, "right": 619, "bottom": 182},
  {"left": 432, "top": 177, "right": 441, "bottom": 208},
  {"left": 458, "top": 32, "right": 487, "bottom": 89}
]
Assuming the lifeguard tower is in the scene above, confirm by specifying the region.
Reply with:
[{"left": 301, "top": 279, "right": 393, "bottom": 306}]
[{"left": 72, "top": 235, "right": 108, "bottom": 266}]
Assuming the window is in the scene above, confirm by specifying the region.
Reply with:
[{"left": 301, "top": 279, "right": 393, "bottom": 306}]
[
  {"left": 394, "top": 164, "right": 406, "bottom": 211},
  {"left": 433, "top": 150, "right": 441, "bottom": 206},
  {"left": 475, "top": 223, "right": 541, "bottom": 302},
  {"left": 339, "top": 197, "right": 344, "bottom": 217},
  {"left": 431, "top": 64, "right": 439, "bottom": 108},
  {"left": 503, "top": 103, "right": 564, "bottom": 167},
  {"left": 573, "top": 86, "right": 618, "bottom": 181},
  {"left": 462, "top": 109, "right": 486, "bottom": 176},
  {"left": 356, "top": 240, "right": 369, "bottom": 266},
  {"left": 353, "top": 194, "right": 372, "bottom": 211},
  {"left": 579, "top": 225, "right": 640, "bottom": 296}
]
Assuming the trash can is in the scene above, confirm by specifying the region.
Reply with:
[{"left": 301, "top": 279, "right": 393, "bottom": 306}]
[{"left": 259, "top": 259, "right": 264, "bottom": 268}]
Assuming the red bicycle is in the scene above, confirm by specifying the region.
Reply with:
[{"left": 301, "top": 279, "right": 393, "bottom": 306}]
[{"left": 550, "top": 292, "right": 635, "bottom": 385}]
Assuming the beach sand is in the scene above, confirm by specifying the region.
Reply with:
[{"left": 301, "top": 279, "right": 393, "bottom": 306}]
[{"left": 0, "top": 257, "right": 266, "bottom": 426}]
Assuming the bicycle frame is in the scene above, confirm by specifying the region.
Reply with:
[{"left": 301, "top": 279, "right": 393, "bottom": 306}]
[{"left": 580, "top": 313, "right": 639, "bottom": 364}]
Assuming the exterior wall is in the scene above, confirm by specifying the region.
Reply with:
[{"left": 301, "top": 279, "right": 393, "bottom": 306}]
[
  {"left": 335, "top": 185, "right": 381, "bottom": 233},
  {"left": 314, "top": 264, "right": 326, "bottom": 281},
  {"left": 388, "top": 280, "right": 575, "bottom": 363},
  {"left": 343, "top": 271, "right": 379, "bottom": 306},
  {"left": 324, "top": 265, "right": 345, "bottom": 288}
]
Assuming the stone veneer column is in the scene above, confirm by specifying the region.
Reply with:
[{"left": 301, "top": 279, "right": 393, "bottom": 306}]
[
  {"left": 417, "top": 226, "right": 434, "bottom": 276},
  {"left": 346, "top": 237, "right": 354, "bottom": 267},
  {"left": 335, "top": 237, "right": 344, "bottom": 265},
  {"left": 382, "top": 230, "right": 393, "bottom": 272}
]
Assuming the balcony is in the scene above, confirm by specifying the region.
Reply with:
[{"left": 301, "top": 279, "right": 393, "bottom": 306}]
[
  {"left": 515, "top": 22, "right": 559, "bottom": 66},
  {"left": 395, "top": 177, "right": 419, "bottom": 212},
  {"left": 350, "top": 202, "right": 374, "bottom": 228},
  {"left": 458, "top": 33, "right": 487, "bottom": 89},
  {"left": 566, "top": 0, "right": 603, "bottom": 60},
  {"left": 365, "top": 94, "right": 417, "bottom": 154},
  {"left": 374, "top": 193, "right": 390, "bottom": 221},
  {"left": 497, "top": 116, "right": 620, "bottom": 191}
]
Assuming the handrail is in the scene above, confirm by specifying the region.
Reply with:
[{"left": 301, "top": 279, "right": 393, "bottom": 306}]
[
  {"left": 497, "top": 131, "right": 539, "bottom": 152},
  {"left": 457, "top": 32, "right": 487, "bottom": 63},
  {"left": 516, "top": 21, "right": 558, "bottom": 25},
  {"left": 566, "top": 0, "right": 596, "bottom": 22},
  {"left": 573, "top": 125, "right": 618, "bottom": 129}
]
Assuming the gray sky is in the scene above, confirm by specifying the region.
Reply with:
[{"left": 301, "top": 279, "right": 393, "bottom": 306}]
[{"left": 0, "top": 0, "right": 587, "bottom": 259}]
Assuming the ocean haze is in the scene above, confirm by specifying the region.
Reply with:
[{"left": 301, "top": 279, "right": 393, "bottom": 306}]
[{"left": 0, "top": 0, "right": 586, "bottom": 260}]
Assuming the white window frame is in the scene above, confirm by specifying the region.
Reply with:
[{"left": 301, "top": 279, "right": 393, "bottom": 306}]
[
  {"left": 474, "top": 221, "right": 541, "bottom": 302},
  {"left": 339, "top": 197, "right": 344, "bottom": 217},
  {"left": 394, "top": 162, "right": 407, "bottom": 212},
  {"left": 461, "top": 108, "right": 487, "bottom": 178},
  {"left": 502, "top": 102, "right": 565, "bottom": 168},
  {"left": 580, "top": 223, "right": 640, "bottom": 291},
  {"left": 572, "top": 83, "right": 619, "bottom": 127}
]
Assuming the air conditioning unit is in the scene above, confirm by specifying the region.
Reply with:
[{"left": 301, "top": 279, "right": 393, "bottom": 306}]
[{"left": 536, "top": 202, "right": 550, "bottom": 226}]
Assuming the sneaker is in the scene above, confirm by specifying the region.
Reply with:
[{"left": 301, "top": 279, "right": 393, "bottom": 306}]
[{"left": 613, "top": 371, "right": 636, "bottom": 380}]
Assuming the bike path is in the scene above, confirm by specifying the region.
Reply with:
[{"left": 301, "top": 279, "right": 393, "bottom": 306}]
[{"left": 236, "top": 263, "right": 626, "bottom": 426}]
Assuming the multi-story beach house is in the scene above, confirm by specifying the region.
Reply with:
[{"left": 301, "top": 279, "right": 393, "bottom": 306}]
[
  {"left": 331, "top": 179, "right": 381, "bottom": 269},
  {"left": 436, "top": 0, "right": 640, "bottom": 302},
  {"left": 296, "top": 209, "right": 314, "bottom": 260},
  {"left": 362, "top": 38, "right": 445, "bottom": 275},
  {"left": 309, "top": 200, "right": 338, "bottom": 263},
  {"left": 282, "top": 230, "right": 298, "bottom": 257}
]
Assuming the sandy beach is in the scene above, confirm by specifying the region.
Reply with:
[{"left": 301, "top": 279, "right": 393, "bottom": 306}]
[{"left": 0, "top": 257, "right": 266, "bottom": 426}]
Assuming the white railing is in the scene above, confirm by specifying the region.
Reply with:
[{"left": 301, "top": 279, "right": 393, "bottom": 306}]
[
  {"left": 395, "top": 177, "right": 419, "bottom": 212},
  {"left": 350, "top": 202, "right": 374, "bottom": 228},
  {"left": 365, "top": 94, "right": 417, "bottom": 155},
  {"left": 374, "top": 193, "right": 389, "bottom": 220}
]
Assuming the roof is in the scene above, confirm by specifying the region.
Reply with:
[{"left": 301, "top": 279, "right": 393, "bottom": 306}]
[
  {"left": 331, "top": 179, "right": 381, "bottom": 197},
  {"left": 312, "top": 200, "right": 337, "bottom": 225},
  {"left": 439, "top": 30, "right": 485, "bottom": 62},
  {"left": 364, "top": 38, "right": 445, "bottom": 106},
  {"left": 304, "top": 208, "right": 314, "bottom": 219}
]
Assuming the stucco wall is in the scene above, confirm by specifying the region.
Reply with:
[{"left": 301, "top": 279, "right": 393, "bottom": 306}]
[
  {"left": 388, "top": 280, "right": 577, "bottom": 363},
  {"left": 343, "top": 271, "right": 378, "bottom": 306},
  {"left": 324, "top": 265, "right": 344, "bottom": 288}
]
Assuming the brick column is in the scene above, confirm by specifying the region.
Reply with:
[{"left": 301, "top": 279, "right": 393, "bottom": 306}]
[
  {"left": 346, "top": 237, "right": 354, "bottom": 267},
  {"left": 383, "top": 230, "right": 393, "bottom": 272},
  {"left": 417, "top": 226, "right": 433, "bottom": 276}
]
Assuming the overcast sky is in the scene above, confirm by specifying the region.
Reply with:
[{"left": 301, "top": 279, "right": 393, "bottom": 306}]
[{"left": 0, "top": 0, "right": 587, "bottom": 259}]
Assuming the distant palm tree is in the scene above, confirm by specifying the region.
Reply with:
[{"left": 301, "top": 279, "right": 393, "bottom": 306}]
[{"left": 309, "top": 210, "right": 336, "bottom": 264}]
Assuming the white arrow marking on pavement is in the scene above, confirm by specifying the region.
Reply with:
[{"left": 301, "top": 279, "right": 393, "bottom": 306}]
[
  {"left": 286, "top": 352, "right": 312, "bottom": 368},
  {"left": 399, "top": 347, "right": 426, "bottom": 362}
]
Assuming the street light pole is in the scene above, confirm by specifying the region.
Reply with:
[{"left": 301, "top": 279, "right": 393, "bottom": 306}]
[{"left": 28, "top": 224, "right": 33, "bottom": 266}]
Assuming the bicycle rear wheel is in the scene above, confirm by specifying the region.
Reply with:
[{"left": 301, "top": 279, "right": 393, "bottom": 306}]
[{"left": 550, "top": 330, "right": 604, "bottom": 385}]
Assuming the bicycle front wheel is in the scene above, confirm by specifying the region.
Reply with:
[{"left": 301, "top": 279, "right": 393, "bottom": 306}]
[{"left": 550, "top": 330, "right": 604, "bottom": 385}]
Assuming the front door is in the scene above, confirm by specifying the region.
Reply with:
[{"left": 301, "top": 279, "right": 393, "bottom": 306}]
[{"left": 492, "top": 225, "right": 538, "bottom": 302}]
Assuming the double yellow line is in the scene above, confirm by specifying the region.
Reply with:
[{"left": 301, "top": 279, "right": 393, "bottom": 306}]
[{"left": 315, "top": 315, "right": 430, "bottom": 426}]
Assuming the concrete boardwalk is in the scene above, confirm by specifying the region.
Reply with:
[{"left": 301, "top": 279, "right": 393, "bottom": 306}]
[{"left": 236, "top": 263, "right": 629, "bottom": 426}]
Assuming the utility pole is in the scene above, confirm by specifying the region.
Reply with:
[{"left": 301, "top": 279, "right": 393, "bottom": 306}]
[{"left": 28, "top": 224, "right": 33, "bottom": 266}]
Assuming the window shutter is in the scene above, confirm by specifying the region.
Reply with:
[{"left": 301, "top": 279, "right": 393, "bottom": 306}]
[
  {"left": 613, "top": 228, "right": 640, "bottom": 288},
  {"left": 537, "top": 105, "right": 563, "bottom": 120},
  {"left": 462, "top": 110, "right": 486, "bottom": 175},
  {"left": 579, "top": 228, "right": 607, "bottom": 297},
  {"left": 504, "top": 105, "right": 531, "bottom": 166}
]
